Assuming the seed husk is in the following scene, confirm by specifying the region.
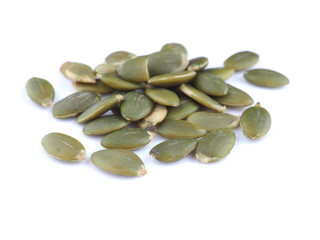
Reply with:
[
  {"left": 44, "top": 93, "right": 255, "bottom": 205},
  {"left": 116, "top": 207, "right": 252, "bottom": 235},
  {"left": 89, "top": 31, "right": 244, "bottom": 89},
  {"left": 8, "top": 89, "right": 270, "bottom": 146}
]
[
  {"left": 100, "top": 73, "right": 144, "bottom": 90},
  {"left": 161, "top": 43, "right": 188, "bottom": 56},
  {"left": 196, "top": 128, "right": 236, "bottom": 163},
  {"left": 25, "top": 77, "right": 55, "bottom": 107},
  {"left": 240, "top": 102, "right": 271, "bottom": 139},
  {"left": 91, "top": 149, "right": 147, "bottom": 177},
  {"left": 193, "top": 72, "right": 228, "bottom": 96},
  {"left": 150, "top": 138, "right": 197, "bottom": 162},
  {"left": 60, "top": 62, "right": 96, "bottom": 83},
  {"left": 203, "top": 67, "right": 235, "bottom": 80},
  {"left": 138, "top": 104, "right": 167, "bottom": 129},
  {"left": 101, "top": 128, "right": 155, "bottom": 150},
  {"left": 187, "top": 111, "right": 239, "bottom": 131},
  {"left": 224, "top": 51, "right": 259, "bottom": 71},
  {"left": 117, "top": 56, "right": 149, "bottom": 82},
  {"left": 83, "top": 115, "right": 130, "bottom": 135},
  {"left": 77, "top": 94, "right": 124, "bottom": 123},
  {"left": 243, "top": 68, "right": 289, "bottom": 87},
  {"left": 148, "top": 70, "right": 196, "bottom": 87},
  {"left": 179, "top": 84, "right": 226, "bottom": 112},
  {"left": 120, "top": 91, "right": 154, "bottom": 121},
  {"left": 165, "top": 96, "right": 200, "bottom": 120},
  {"left": 156, "top": 119, "right": 206, "bottom": 139},
  {"left": 214, "top": 84, "right": 254, "bottom": 107},
  {"left": 145, "top": 88, "right": 180, "bottom": 107},
  {"left": 187, "top": 57, "right": 209, "bottom": 71},
  {"left": 52, "top": 91, "right": 101, "bottom": 118},
  {"left": 105, "top": 51, "right": 137, "bottom": 69},
  {"left": 41, "top": 133, "right": 86, "bottom": 161},
  {"left": 72, "top": 80, "right": 113, "bottom": 94}
]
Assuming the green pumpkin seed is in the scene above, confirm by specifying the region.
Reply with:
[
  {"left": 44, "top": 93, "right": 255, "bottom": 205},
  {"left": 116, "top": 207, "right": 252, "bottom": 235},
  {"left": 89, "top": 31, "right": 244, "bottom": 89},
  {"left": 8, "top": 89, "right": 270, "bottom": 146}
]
[
  {"left": 72, "top": 80, "right": 113, "bottom": 94},
  {"left": 161, "top": 43, "right": 188, "bottom": 56},
  {"left": 83, "top": 115, "right": 130, "bottom": 135},
  {"left": 187, "top": 57, "right": 209, "bottom": 71},
  {"left": 214, "top": 84, "right": 254, "bottom": 107},
  {"left": 240, "top": 102, "right": 271, "bottom": 139},
  {"left": 187, "top": 111, "right": 239, "bottom": 131},
  {"left": 110, "top": 91, "right": 128, "bottom": 115},
  {"left": 150, "top": 138, "right": 197, "bottom": 162},
  {"left": 196, "top": 129, "right": 236, "bottom": 163},
  {"left": 138, "top": 104, "right": 167, "bottom": 129},
  {"left": 101, "top": 128, "right": 155, "bottom": 150},
  {"left": 224, "top": 51, "right": 259, "bottom": 71},
  {"left": 41, "top": 133, "right": 86, "bottom": 161},
  {"left": 100, "top": 73, "right": 143, "bottom": 90},
  {"left": 203, "top": 67, "right": 235, "bottom": 80},
  {"left": 165, "top": 96, "right": 200, "bottom": 120},
  {"left": 91, "top": 149, "right": 147, "bottom": 177},
  {"left": 120, "top": 91, "right": 154, "bottom": 121},
  {"left": 25, "top": 77, "right": 55, "bottom": 107},
  {"left": 52, "top": 91, "right": 101, "bottom": 118},
  {"left": 94, "top": 63, "right": 117, "bottom": 78},
  {"left": 179, "top": 84, "right": 226, "bottom": 112},
  {"left": 145, "top": 88, "right": 180, "bottom": 107},
  {"left": 148, "top": 70, "right": 196, "bottom": 87},
  {"left": 117, "top": 56, "right": 149, "bottom": 82},
  {"left": 193, "top": 72, "right": 228, "bottom": 96},
  {"left": 60, "top": 62, "right": 96, "bottom": 83},
  {"left": 156, "top": 120, "right": 206, "bottom": 139},
  {"left": 243, "top": 68, "right": 289, "bottom": 87},
  {"left": 105, "top": 51, "right": 137, "bottom": 68}
]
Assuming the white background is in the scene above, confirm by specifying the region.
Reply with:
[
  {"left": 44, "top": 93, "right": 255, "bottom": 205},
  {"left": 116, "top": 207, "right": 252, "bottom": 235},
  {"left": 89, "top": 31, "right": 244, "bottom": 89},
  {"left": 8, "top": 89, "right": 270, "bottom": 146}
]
[{"left": 1, "top": 0, "right": 319, "bottom": 239}]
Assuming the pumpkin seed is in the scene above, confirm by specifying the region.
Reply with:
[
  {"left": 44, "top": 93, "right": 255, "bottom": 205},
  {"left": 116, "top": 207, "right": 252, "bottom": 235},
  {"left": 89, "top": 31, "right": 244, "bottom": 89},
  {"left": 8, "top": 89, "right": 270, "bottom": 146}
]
[
  {"left": 60, "top": 62, "right": 96, "bottom": 83},
  {"left": 240, "top": 102, "right": 271, "bottom": 139},
  {"left": 161, "top": 43, "right": 188, "bottom": 56},
  {"left": 156, "top": 120, "right": 206, "bottom": 139},
  {"left": 148, "top": 70, "right": 196, "bottom": 87},
  {"left": 244, "top": 68, "right": 289, "bottom": 87},
  {"left": 150, "top": 138, "right": 197, "bottom": 162},
  {"left": 100, "top": 73, "right": 143, "bottom": 90},
  {"left": 91, "top": 149, "right": 147, "bottom": 177},
  {"left": 224, "top": 51, "right": 259, "bottom": 70},
  {"left": 203, "top": 67, "right": 235, "bottom": 80},
  {"left": 83, "top": 115, "right": 130, "bottom": 135},
  {"left": 101, "top": 128, "right": 155, "bottom": 150},
  {"left": 138, "top": 104, "right": 167, "bottom": 129},
  {"left": 77, "top": 94, "right": 124, "bottom": 123},
  {"left": 196, "top": 128, "right": 236, "bottom": 163},
  {"left": 72, "top": 80, "right": 113, "bottom": 94},
  {"left": 165, "top": 96, "right": 200, "bottom": 120},
  {"left": 105, "top": 51, "right": 137, "bottom": 68},
  {"left": 94, "top": 63, "right": 117, "bottom": 78},
  {"left": 214, "top": 84, "right": 254, "bottom": 107},
  {"left": 117, "top": 56, "right": 149, "bottom": 82},
  {"left": 25, "top": 77, "right": 55, "bottom": 107},
  {"left": 120, "top": 91, "right": 154, "bottom": 121},
  {"left": 193, "top": 72, "right": 228, "bottom": 96},
  {"left": 179, "top": 84, "right": 226, "bottom": 112},
  {"left": 52, "top": 91, "right": 101, "bottom": 118},
  {"left": 187, "top": 57, "right": 209, "bottom": 71},
  {"left": 145, "top": 88, "right": 180, "bottom": 107},
  {"left": 41, "top": 133, "right": 86, "bottom": 161}
]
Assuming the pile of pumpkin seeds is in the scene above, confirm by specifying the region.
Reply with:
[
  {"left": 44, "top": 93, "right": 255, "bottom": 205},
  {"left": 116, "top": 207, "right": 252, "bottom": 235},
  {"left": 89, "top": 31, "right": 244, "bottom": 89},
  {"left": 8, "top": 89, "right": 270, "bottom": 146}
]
[{"left": 26, "top": 43, "right": 288, "bottom": 177}]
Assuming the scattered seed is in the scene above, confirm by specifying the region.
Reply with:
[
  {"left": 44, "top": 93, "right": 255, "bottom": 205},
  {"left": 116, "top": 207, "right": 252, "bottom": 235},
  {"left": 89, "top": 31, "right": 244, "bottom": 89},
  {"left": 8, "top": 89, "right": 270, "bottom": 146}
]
[
  {"left": 244, "top": 68, "right": 289, "bottom": 87},
  {"left": 224, "top": 51, "right": 259, "bottom": 71},
  {"left": 25, "top": 77, "right": 55, "bottom": 107},
  {"left": 145, "top": 88, "right": 180, "bottom": 107}
]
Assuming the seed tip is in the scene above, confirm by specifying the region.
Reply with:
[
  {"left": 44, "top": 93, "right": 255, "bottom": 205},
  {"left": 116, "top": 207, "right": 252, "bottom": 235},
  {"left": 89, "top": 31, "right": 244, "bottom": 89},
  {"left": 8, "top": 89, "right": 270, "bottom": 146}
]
[
  {"left": 195, "top": 152, "right": 218, "bottom": 163},
  {"left": 76, "top": 150, "right": 86, "bottom": 161},
  {"left": 137, "top": 165, "right": 147, "bottom": 176}
]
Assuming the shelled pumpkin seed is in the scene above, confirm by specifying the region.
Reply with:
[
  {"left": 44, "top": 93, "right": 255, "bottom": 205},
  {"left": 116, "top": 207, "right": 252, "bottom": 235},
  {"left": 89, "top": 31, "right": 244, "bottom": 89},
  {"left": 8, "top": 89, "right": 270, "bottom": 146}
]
[
  {"left": 148, "top": 70, "right": 196, "bottom": 87},
  {"left": 214, "top": 84, "right": 254, "bottom": 107},
  {"left": 203, "top": 67, "right": 235, "bottom": 80},
  {"left": 72, "top": 80, "right": 113, "bottom": 94},
  {"left": 224, "top": 51, "right": 259, "bottom": 71},
  {"left": 243, "top": 69, "right": 289, "bottom": 87},
  {"left": 165, "top": 97, "right": 200, "bottom": 120},
  {"left": 83, "top": 115, "right": 130, "bottom": 135},
  {"left": 145, "top": 88, "right": 180, "bottom": 107},
  {"left": 60, "top": 62, "right": 96, "bottom": 83},
  {"left": 118, "top": 56, "right": 149, "bottom": 82},
  {"left": 26, "top": 77, "right": 55, "bottom": 107},
  {"left": 193, "top": 72, "right": 228, "bottom": 96},
  {"left": 100, "top": 73, "right": 144, "bottom": 90},
  {"left": 188, "top": 57, "right": 209, "bottom": 71},
  {"left": 138, "top": 104, "right": 167, "bottom": 129}
]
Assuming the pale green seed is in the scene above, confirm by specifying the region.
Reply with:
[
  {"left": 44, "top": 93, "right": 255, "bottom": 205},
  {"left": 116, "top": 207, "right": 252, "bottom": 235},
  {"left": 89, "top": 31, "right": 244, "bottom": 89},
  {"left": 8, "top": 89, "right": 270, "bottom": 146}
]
[
  {"left": 83, "top": 115, "right": 130, "bottom": 135},
  {"left": 224, "top": 51, "right": 259, "bottom": 71},
  {"left": 52, "top": 91, "right": 101, "bottom": 118},
  {"left": 41, "top": 133, "right": 86, "bottom": 161},
  {"left": 193, "top": 72, "right": 228, "bottom": 96},
  {"left": 101, "top": 128, "right": 155, "bottom": 150},
  {"left": 187, "top": 57, "right": 209, "bottom": 71},
  {"left": 161, "top": 43, "right": 188, "bottom": 56},
  {"left": 203, "top": 67, "right": 235, "bottom": 80},
  {"left": 150, "top": 138, "right": 197, "bottom": 162},
  {"left": 26, "top": 77, "right": 55, "bottom": 107},
  {"left": 244, "top": 68, "right": 289, "bottom": 87},
  {"left": 148, "top": 70, "right": 196, "bottom": 87},
  {"left": 240, "top": 102, "right": 271, "bottom": 139},
  {"left": 60, "top": 62, "right": 96, "bottom": 83},
  {"left": 117, "top": 56, "right": 149, "bottom": 82},
  {"left": 72, "top": 80, "right": 113, "bottom": 94},
  {"left": 156, "top": 120, "right": 206, "bottom": 139},
  {"left": 94, "top": 63, "right": 117, "bottom": 78},
  {"left": 105, "top": 51, "right": 137, "bottom": 68},
  {"left": 145, "top": 88, "right": 180, "bottom": 107},
  {"left": 165, "top": 96, "right": 200, "bottom": 120},
  {"left": 91, "top": 149, "right": 147, "bottom": 177},
  {"left": 196, "top": 129, "right": 236, "bottom": 163},
  {"left": 214, "top": 84, "right": 254, "bottom": 107},
  {"left": 100, "top": 73, "right": 143, "bottom": 90},
  {"left": 138, "top": 104, "right": 167, "bottom": 129}
]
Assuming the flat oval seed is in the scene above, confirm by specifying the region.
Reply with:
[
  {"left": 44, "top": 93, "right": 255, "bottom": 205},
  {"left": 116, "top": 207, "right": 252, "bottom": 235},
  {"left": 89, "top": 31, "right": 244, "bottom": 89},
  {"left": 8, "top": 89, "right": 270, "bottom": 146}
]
[
  {"left": 60, "top": 62, "right": 96, "bottom": 83},
  {"left": 193, "top": 72, "right": 228, "bottom": 96},
  {"left": 187, "top": 57, "right": 209, "bottom": 71},
  {"left": 187, "top": 111, "right": 239, "bottom": 131},
  {"left": 52, "top": 91, "right": 101, "bottom": 118},
  {"left": 156, "top": 120, "right": 206, "bottom": 139},
  {"left": 196, "top": 128, "right": 236, "bottom": 163},
  {"left": 77, "top": 94, "right": 124, "bottom": 123},
  {"left": 100, "top": 73, "right": 143, "bottom": 90},
  {"left": 91, "top": 149, "right": 147, "bottom": 177},
  {"left": 165, "top": 97, "right": 200, "bottom": 120},
  {"left": 179, "top": 84, "right": 226, "bottom": 112},
  {"left": 138, "top": 104, "right": 167, "bottom": 129},
  {"left": 150, "top": 138, "right": 197, "bottom": 162},
  {"left": 72, "top": 80, "right": 113, "bottom": 94},
  {"left": 41, "top": 133, "right": 86, "bottom": 161},
  {"left": 26, "top": 77, "right": 55, "bottom": 107},
  {"left": 117, "top": 56, "right": 149, "bottom": 82},
  {"left": 145, "top": 88, "right": 180, "bottom": 107},
  {"left": 214, "top": 84, "right": 254, "bottom": 107},
  {"left": 148, "top": 70, "right": 196, "bottom": 87},
  {"left": 203, "top": 67, "right": 235, "bottom": 80},
  {"left": 224, "top": 51, "right": 259, "bottom": 71},
  {"left": 240, "top": 102, "right": 271, "bottom": 139},
  {"left": 105, "top": 51, "right": 137, "bottom": 68},
  {"left": 120, "top": 91, "right": 154, "bottom": 121},
  {"left": 94, "top": 63, "right": 117, "bottom": 78},
  {"left": 244, "top": 68, "right": 289, "bottom": 87},
  {"left": 101, "top": 128, "right": 155, "bottom": 150},
  {"left": 83, "top": 115, "right": 130, "bottom": 135},
  {"left": 161, "top": 43, "right": 188, "bottom": 56}
]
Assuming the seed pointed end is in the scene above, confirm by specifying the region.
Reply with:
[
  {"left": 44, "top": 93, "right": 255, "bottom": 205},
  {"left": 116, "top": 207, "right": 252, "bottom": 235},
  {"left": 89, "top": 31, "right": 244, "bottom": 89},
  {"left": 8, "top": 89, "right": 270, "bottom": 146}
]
[
  {"left": 195, "top": 152, "right": 218, "bottom": 163},
  {"left": 137, "top": 165, "right": 147, "bottom": 176},
  {"left": 76, "top": 150, "right": 86, "bottom": 161},
  {"left": 41, "top": 100, "right": 52, "bottom": 108}
]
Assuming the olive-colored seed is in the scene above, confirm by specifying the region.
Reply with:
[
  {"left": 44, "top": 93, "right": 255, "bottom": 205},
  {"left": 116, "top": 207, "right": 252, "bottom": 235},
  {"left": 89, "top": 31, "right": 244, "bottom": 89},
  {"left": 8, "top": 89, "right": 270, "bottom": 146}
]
[
  {"left": 187, "top": 57, "right": 209, "bottom": 71},
  {"left": 100, "top": 73, "right": 143, "bottom": 90},
  {"left": 148, "top": 70, "right": 196, "bottom": 87},
  {"left": 60, "top": 62, "right": 96, "bottom": 83},
  {"left": 72, "top": 80, "right": 113, "bottom": 94},
  {"left": 138, "top": 104, "right": 167, "bottom": 129},
  {"left": 83, "top": 115, "right": 130, "bottom": 135},
  {"left": 214, "top": 84, "right": 254, "bottom": 107},
  {"left": 25, "top": 77, "right": 55, "bottom": 107},
  {"left": 94, "top": 63, "right": 118, "bottom": 78},
  {"left": 243, "top": 68, "right": 289, "bottom": 87},
  {"left": 161, "top": 43, "right": 188, "bottom": 56},
  {"left": 117, "top": 56, "right": 149, "bottom": 83},
  {"left": 203, "top": 67, "right": 235, "bottom": 80},
  {"left": 145, "top": 88, "right": 180, "bottom": 107},
  {"left": 105, "top": 51, "right": 137, "bottom": 68},
  {"left": 193, "top": 72, "right": 228, "bottom": 96},
  {"left": 224, "top": 51, "right": 259, "bottom": 71},
  {"left": 165, "top": 96, "right": 200, "bottom": 120}
]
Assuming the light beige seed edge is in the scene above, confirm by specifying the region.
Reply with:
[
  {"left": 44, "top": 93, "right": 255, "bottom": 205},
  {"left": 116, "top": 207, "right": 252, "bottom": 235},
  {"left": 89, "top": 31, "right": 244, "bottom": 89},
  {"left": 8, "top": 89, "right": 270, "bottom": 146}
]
[
  {"left": 195, "top": 152, "right": 219, "bottom": 163},
  {"left": 137, "top": 165, "right": 147, "bottom": 176}
]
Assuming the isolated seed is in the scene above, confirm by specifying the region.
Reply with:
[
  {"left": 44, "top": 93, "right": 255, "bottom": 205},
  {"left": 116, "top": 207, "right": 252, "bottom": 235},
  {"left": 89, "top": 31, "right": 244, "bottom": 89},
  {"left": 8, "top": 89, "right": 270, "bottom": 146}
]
[
  {"left": 214, "top": 84, "right": 254, "bottom": 107},
  {"left": 244, "top": 68, "right": 289, "bottom": 87},
  {"left": 41, "top": 133, "right": 86, "bottom": 161},
  {"left": 72, "top": 80, "right": 113, "bottom": 94},
  {"left": 240, "top": 102, "right": 271, "bottom": 139},
  {"left": 148, "top": 70, "right": 196, "bottom": 87},
  {"left": 145, "top": 88, "right": 180, "bottom": 107},
  {"left": 196, "top": 128, "right": 236, "bottom": 163},
  {"left": 105, "top": 51, "right": 137, "bottom": 68},
  {"left": 203, "top": 67, "right": 235, "bottom": 80},
  {"left": 91, "top": 149, "right": 147, "bottom": 177},
  {"left": 187, "top": 57, "right": 209, "bottom": 71},
  {"left": 165, "top": 96, "right": 200, "bottom": 120},
  {"left": 60, "top": 62, "right": 96, "bottom": 83},
  {"left": 83, "top": 115, "right": 130, "bottom": 135},
  {"left": 100, "top": 73, "right": 144, "bottom": 90},
  {"left": 224, "top": 51, "right": 259, "bottom": 70},
  {"left": 101, "top": 128, "right": 155, "bottom": 150},
  {"left": 25, "top": 77, "right": 55, "bottom": 107},
  {"left": 52, "top": 91, "right": 101, "bottom": 118},
  {"left": 193, "top": 72, "right": 228, "bottom": 96},
  {"left": 161, "top": 43, "right": 188, "bottom": 56},
  {"left": 117, "top": 56, "right": 149, "bottom": 82},
  {"left": 138, "top": 104, "right": 167, "bottom": 129},
  {"left": 150, "top": 138, "right": 197, "bottom": 162}
]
